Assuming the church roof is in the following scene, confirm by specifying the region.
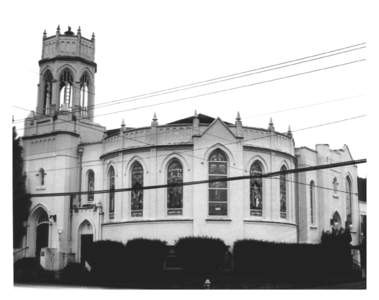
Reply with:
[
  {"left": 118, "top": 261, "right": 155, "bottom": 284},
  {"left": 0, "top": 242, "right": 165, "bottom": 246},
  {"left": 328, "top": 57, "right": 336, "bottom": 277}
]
[{"left": 167, "top": 113, "right": 233, "bottom": 125}]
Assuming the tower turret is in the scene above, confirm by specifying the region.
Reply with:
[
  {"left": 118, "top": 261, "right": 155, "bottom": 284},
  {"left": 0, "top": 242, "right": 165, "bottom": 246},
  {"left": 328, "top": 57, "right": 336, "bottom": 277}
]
[{"left": 36, "top": 26, "right": 96, "bottom": 121}]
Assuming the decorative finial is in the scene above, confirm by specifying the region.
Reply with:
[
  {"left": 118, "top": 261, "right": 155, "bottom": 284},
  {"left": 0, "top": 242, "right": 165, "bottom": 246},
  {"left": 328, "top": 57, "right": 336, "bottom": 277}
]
[
  {"left": 56, "top": 25, "right": 60, "bottom": 34},
  {"left": 77, "top": 26, "right": 81, "bottom": 35},
  {"left": 43, "top": 30, "right": 47, "bottom": 39},
  {"left": 236, "top": 111, "right": 241, "bottom": 121},
  {"left": 91, "top": 32, "right": 95, "bottom": 41},
  {"left": 151, "top": 112, "right": 158, "bottom": 126},
  {"left": 121, "top": 118, "right": 125, "bottom": 127},
  {"left": 194, "top": 110, "right": 198, "bottom": 117},
  {"left": 268, "top": 117, "right": 275, "bottom": 131},
  {"left": 287, "top": 125, "right": 292, "bottom": 138}
]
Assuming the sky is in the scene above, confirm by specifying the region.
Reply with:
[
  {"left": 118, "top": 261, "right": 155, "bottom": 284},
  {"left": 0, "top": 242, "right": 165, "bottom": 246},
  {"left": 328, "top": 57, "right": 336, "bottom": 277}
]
[
  {"left": 1, "top": 0, "right": 376, "bottom": 297},
  {"left": 5, "top": 1, "right": 369, "bottom": 177}
]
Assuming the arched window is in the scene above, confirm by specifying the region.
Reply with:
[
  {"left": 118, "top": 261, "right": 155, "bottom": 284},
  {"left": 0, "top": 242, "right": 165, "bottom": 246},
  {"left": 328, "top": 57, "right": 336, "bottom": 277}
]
[
  {"left": 208, "top": 149, "right": 228, "bottom": 216},
  {"left": 346, "top": 177, "right": 352, "bottom": 225},
  {"left": 59, "top": 69, "right": 73, "bottom": 110},
  {"left": 167, "top": 159, "right": 183, "bottom": 215},
  {"left": 108, "top": 166, "right": 115, "bottom": 218},
  {"left": 87, "top": 170, "right": 95, "bottom": 202},
  {"left": 38, "top": 168, "right": 46, "bottom": 186},
  {"left": 250, "top": 161, "right": 263, "bottom": 216},
  {"left": 42, "top": 70, "right": 53, "bottom": 115},
  {"left": 280, "top": 165, "right": 287, "bottom": 219},
  {"left": 310, "top": 180, "right": 315, "bottom": 224},
  {"left": 131, "top": 162, "right": 143, "bottom": 217},
  {"left": 80, "top": 73, "right": 89, "bottom": 117}
]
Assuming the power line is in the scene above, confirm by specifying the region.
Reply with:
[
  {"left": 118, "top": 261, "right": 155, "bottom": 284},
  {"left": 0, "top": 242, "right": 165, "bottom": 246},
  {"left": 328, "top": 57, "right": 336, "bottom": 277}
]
[
  {"left": 28, "top": 159, "right": 366, "bottom": 197},
  {"left": 12, "top": 43, "right": 365, "bottom": 124},
  {"left": 13, "top": 57, "right": 366, "bottom": 133},
  {"left": 22, "top": 113, "right": 367, "bottom": 174}
]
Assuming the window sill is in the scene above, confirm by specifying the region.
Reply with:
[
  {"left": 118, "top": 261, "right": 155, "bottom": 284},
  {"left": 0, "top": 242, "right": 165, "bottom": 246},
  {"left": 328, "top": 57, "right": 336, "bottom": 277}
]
[
  {"left": 332, "top": 195, "right": 339, "bottom": 199},
  {"left": 205, "top": 218, "right": 232, "bottom": 222},
  {"left": 310, "top": 225, "right": 318, "bottom": 230},
  {"left": 36, "top": 186, "right": 46, "bottom": 191}
]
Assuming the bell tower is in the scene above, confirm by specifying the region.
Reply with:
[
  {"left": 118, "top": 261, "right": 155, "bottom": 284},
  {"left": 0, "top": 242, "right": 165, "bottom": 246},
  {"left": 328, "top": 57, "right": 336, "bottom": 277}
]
[{"left": 36, "top": 26, "right": 96, "bottom": 121}]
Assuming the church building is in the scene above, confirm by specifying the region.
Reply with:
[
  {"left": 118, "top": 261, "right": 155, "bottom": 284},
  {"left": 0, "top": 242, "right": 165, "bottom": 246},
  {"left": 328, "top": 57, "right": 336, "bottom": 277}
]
[{"left": 19, "top": 27, "right": 361, "bottom": 270}]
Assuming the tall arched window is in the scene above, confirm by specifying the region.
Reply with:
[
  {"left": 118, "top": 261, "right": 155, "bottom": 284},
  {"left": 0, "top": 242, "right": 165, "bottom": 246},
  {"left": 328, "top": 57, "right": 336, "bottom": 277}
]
[
  {"left": 108, "top": 166, "right": 115, "bottom": 218},
  {"left": 310, "top": 180, "right": 315, "bottom": 224},
  {"left": 333, "top": 177, "right": 339, "bottom": 196},
  {"left": 250, "top": 161, "right": 263, "bottom": 216},
  {"left": 59, "top": 69, "right": 73, "bottom": 110},
  {"left": 87, "top": 170, "right": 95, "bottom": 202},
  {"left": 131, "top": 162, "right": 143, "bottom": 217},
  {"left": 280, "top": 165, "right": 287, "bottom": 219},
  {"left": 38, "top": 168, "right": 46, "bottom": 186},
  {"left": 346, "top": 177, "right": 352, "bottom": 225},
  {"left": 167, "top": 159, "right": 183, "bottom": 215},
  {"left": 42, "top": 70, "right": 53, "bottom": 115},
  {"left": 80, "top": 73, "right": 89, "bottom": 117},
  {"left": 208, "top": 149, "right": 228, "bottom": 216}
]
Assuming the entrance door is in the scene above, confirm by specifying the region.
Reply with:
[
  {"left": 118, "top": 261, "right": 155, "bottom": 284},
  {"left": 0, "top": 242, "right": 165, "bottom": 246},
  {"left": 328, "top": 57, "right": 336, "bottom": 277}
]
[
  {"left": 36, "top": 223, "right": 49, "bottom": 257},
  {"left": 80, "top": 234, "right": 93, "bottom": 265}
]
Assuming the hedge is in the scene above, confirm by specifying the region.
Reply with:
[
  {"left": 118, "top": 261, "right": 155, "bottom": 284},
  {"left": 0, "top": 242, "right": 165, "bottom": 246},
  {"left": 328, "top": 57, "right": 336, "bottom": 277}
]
[
  {"left": 175, "top": 237, "right": 227, "bottom": 275},
  {"left": 233, "top": 238, "right": 353, "bottom": 283}
]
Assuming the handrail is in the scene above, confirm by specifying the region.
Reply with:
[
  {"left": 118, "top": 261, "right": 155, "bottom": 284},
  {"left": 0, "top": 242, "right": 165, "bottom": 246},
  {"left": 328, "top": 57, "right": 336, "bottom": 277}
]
[{"left": 13, "top": 246, "right": 29, "bottom": 255}]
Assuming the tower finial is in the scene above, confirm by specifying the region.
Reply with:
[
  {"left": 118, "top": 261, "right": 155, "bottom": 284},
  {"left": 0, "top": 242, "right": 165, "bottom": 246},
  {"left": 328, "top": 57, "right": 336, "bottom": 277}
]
[
  {"left": 43, "top": 29, "right": 47, "bottom": 39},
  {"left": 77, "top": 26, "right": 81, "bottom": 35},
  {"left": 287, "top": 125, "right": 292, "bottom": 138},
  {"left": 152, "top": 112, "right": 158, "bottom": 126},
  {"left": 91, "top": 32, "right": 95, "bottom": 41},
  {"left": 268, "top": 117, "right": 275, "bottom": 131},
  {"left": 194, "top": 110, "right": 198, "bottom": 117},
  {"left": 121, "top": 118, "right": 125, "bottom": 127},
  {"left": 56, "top": 25, "right": 60, "bottom": 35},
  {"left": 236, "top": 111, "right": 241, "bottom": 121}
]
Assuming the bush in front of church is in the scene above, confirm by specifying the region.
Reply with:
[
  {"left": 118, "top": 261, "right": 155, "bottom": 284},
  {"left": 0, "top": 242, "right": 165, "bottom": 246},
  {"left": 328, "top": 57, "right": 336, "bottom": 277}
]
[
  {"left": 86, "top": 240, "right": 125, "bottom": 286},
  {"left": 175, "top": 237, "right": 227, "bottom": 275},
  {"left": 59, "top": 263, "right": 90, "bottom": 286},
  {"left": 124, "top": 238, "right": 168, "bottom": 282}
]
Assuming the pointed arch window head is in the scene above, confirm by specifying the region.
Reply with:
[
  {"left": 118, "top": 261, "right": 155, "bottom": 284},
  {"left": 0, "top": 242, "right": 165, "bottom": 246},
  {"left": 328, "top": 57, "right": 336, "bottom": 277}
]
[
  {"left": 80, "top": 73, "right": 90, "bottom": 117},
  {"left": 38, "top": 168, "right": 46, "bottom": 186},
  {"left": 59, "top": 69, "right": 73, "bottom": 110},
  {"left": 346, "top": 177, "right": 352, "bottom": 226},
  {"left": 131, "top": 162, "right": 143, "bottom": 217},
  {"left": 250, "top": 161, "right": 263, "bottom": 216},
  {"left": 208, "top": 149, "right": 228, "bottom": 216},
  {"left": 108, "top": 166, "right": 115, "bottom": 218},
  {"left": 167, "top": 159, "right": 183, "bottom": 215},
  {"left": 42, "top": 70, "right": 53, "bottom": 115},
  {"left": 280, "top": 165, "right": 287, "bottom": 219},
  {"left": 310, "top": 180, "right": 315, "bottom": 225},
  {"left": 87, "top": 170, "right": 95, "bottom": 202}
]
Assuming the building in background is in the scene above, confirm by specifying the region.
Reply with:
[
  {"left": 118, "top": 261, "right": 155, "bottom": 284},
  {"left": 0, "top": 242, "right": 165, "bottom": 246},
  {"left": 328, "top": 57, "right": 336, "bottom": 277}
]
[{"left": 18, "top": 27, "right": 362, "bottom": 270}]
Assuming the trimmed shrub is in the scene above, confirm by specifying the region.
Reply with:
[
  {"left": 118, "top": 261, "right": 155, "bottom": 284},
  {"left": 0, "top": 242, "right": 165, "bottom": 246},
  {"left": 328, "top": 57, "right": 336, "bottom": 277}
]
[
  {"left": 233, "top": 237, "right": 353, "bottom": 283},
  {"left": 175, "top": 237, "right": 227, "bottom": 275},
  {"left": 124, "top": 238, "right": 168, "bottom": 281},
  {"left": 14, "top": 257, "right": 53, "bottom": 283},
  {"left": 59, "top": 263, "right": 90, "bottom": 286},
  {"left": 86, "top": 240, "right": 125, "bottom": 285}
]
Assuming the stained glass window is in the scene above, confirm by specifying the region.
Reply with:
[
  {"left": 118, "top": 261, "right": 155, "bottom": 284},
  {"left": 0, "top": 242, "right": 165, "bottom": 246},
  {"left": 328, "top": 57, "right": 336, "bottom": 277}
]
[
  {"left": 209, "top": 149, "right": 228, "bottom": 216},
  {"left": 108, "top": 166, "right": 115, "bottom": 218},
  {"left": 310, "top": 180, "right": 315, "bottom": 224},
  {"left": 131, "top": 162, "right": 143, "bottom": 217},
  {"left": 280, "top": 165, "right": 287, "bottom": 219},
  {"left": 167, "top": 159, "right": 183, "bottom": 215},
  {"left": 250, "top": 161, "right": 263, "bottom": 216},
  {"left": 87, "top": 170, "right": 94, "bottom": 202},
  {"left": 346, "top": 177, "right": 352, "bottom": 225}
]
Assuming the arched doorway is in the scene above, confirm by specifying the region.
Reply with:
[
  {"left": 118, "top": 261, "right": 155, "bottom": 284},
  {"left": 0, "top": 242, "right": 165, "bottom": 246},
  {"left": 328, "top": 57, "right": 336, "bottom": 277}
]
[
  {"left": 78, "top": 220, "right": 93, "bottom": 265},
  {"left": 331, "top": 211, "right": 342, "bottom": 230},
  {"left": 35, "top": 209, "right": 49, "bottom": 257}
]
